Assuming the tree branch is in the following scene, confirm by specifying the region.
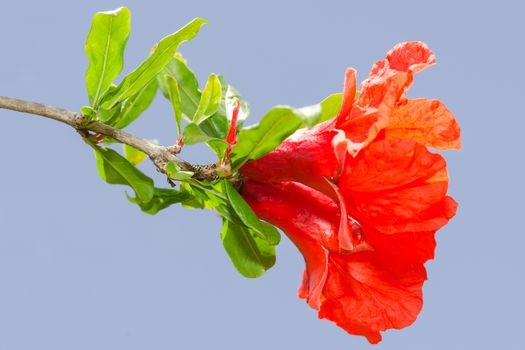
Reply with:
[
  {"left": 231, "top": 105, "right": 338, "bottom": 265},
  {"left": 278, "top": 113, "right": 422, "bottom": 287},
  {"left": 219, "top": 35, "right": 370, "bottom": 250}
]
[{"left": 0, "top": 95, "right": 217, "bottom": 181}]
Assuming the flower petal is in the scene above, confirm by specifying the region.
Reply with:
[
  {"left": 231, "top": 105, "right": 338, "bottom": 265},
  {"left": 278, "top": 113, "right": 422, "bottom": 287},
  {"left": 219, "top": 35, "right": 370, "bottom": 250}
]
[
  {"left": 336, "top": 42, "right": 436, "bottom": 147},
  {"left": 381, "top": 41, "right": 436, "bottom": 74},
  {"left": 241, "top": 179, "right": 433, "bottom": 344},
  {"left": 350, "top": 183, "right": 457, "bottom": 234},
  {"left": 335, "top": 68, "right": 357, "bottom": 125},
  {"left": 386, "top": 98, "right": 461, "bottom": 150},
  {"left": 361, "top": 41, "right": 436, "bottom": 104},
  {"left": 337, "top": 80, "right": 397, "bottom": 147},
  {"left": 339, "top": 138, "right": 456, "bottom": 234},
  {"left": 340, "top": 138, "right": 447, "bottom": 192},
  {"left": 365, "top": 229, "right": 437, "bottom": 267},
  {"left": 319, "top": 251, "right": 427, "bottom": 344}
]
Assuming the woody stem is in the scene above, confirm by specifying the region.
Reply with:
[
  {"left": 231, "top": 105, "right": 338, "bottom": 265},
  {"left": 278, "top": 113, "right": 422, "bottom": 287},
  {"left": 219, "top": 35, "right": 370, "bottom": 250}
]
[{"left": 0, "top": 95, "right": 217, "bottom": 181}]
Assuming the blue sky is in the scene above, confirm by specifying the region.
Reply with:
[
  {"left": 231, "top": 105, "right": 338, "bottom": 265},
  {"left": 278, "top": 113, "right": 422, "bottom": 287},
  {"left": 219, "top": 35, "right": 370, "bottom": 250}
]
[{"left": 1, "top": 1, "right": 523, "bottom": 349}]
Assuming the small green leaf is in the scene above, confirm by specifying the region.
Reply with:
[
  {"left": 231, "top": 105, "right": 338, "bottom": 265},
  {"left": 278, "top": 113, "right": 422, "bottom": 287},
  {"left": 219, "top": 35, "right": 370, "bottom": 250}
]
[
  {"left": 85, "top": 7, "right": 131, "bottom": 106},
  {"left": 179, "top": 182, "right": 208, "bottom": 209},
  {"left": 94, "top": 146, "right": 154, "bottom": 202},
  {"left": 230, "top": 107, "right": 303, "bottom": 169},
  {"left": 127, "top": 187, "right": 189, "bottom": 215},
  {"left": 166, "top": 161, "right": 194, "bottom": 181},
  {"left": 98, "top": 102, "right": 121, "bottom": 124},
  {"left": 220, "top": 219, "right": 276, "bottom": 278},
  {"left": 193, "top": 74, "right": 222, "bottom": 125},
  {"left": 159, "top": 56, "right": 201, "bottom": 120},
  {"left": 80, "top": 105, "right": 96, "bottom": 118},
  {"left": 295, "top": 93, "right": 343, "bottom": 126},
  {"left": 164, "top": 75, "right": 183, "bottom": 135},
  {"left": 223, "top": 180, "right": 278, "bottom": 243},
  {"left": 165, "top": 161, "right": 181, "bottom": 172},
  {"left": 123, "top": 144, "right": 147, "bottom": 166},
  {"left": 112, "top": 78, "right": 158, "bottom": 129},
  {"left": 101, "top": 18, "right": 207, "bottom": 109},
  {"left": 182, "top": 124, "right": 228, "bottom": 159},
  {"left": 164, "top": 59, "right": 227, "bottom": 140},
  {"left": 206, "top": 139, "right": 229, "bottom": 158},
  {"left": 260, "top": 221, "right": 281, "bottom": 246},
  {"left": 182, "top": 123, "right": 225, "bottom": 146},
  {"left": 183, "top": 123, "right": 213, "bottom": 144},
  {"left": 159, "top": 57, "right": 249, "bottom": 159}
]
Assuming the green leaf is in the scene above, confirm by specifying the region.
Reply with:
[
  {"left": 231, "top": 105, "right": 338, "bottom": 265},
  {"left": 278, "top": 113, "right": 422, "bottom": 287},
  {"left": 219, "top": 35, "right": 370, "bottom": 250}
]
[
  {"left": 230, "top": 107, "right": 303, "bottom": 168},
  {"left": 96, "top": 84, "right": 121, "bottom": 124},
  {"left": 193, "top": 74, "right": 222, "bottom": 125},
  {"left": 166, "top": 161, "right": 194, "bottom": 181},
  {"left": 98, "top": 105, "right": 122, "bottom": 124},
  {"left": 179, "top": 182, "right": 208, "bottom": 209},
  {"left": 94, "top": 146, "right": 154, "bottom": 202},
  {"left": 182, "top": 123, "right": 213, "bottom": 144},
  {"left": 164, "top": 75, "right": 183, "bottom": 135},
  {"left": 182, "top": 122, "right": 228, "bottom": 149},
  {"left": 123, "top": 144, "right": 147, "bottom": 166},
  {"left": 206, "top": 139, "right": 228, "bottom": 158},
  {"left": 85, "top": 7, "right": 131, "bottom": 106},
  {"left": 260, "top": 221, "right": 281, "bottom": 246},
  {"left": 223, "top": 180, "right": 262, "bottom": 233},
  {"left": 182, "top": 124, "right": 228, "bottom": 158},
  {"left": 127, "top": 187, "right": 189, "bottom": 215},
  {"left": 159, "top": 55, "right": 201, "bottom": 120},
  {"left": 294, "top": 93, "right": 343, "bottom": 126},
  {"left": 220, "top": 219, "right": 276, "bottom": 278},
  {"left": 159, "top": 57, "right": 247, "bottom": 158},
  {"left": 112, "top": 78, "right": 158, "bottom": 129},
  {"left": 80, "top": 105, "right": 96, "bottom": 118},
  {"left": 223, "top": 180, "right": 279, "bottom": 244},
  {"left": 159, "top": 58, "right": 229, "bottom": 135},
  {"left": 101, "top": 18, "right": 207, "bottom": 109}
]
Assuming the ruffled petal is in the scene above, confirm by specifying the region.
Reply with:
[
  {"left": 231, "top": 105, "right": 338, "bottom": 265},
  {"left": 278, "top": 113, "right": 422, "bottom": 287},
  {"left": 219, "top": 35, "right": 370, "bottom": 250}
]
[
  {"left": 381, "top": 41, "right": 436, "bottom": 74},
  {"left": 351, "top": 186, "right": 457, "bottom": 234},
  {"left": 319, "top": 252, "right": 427, "bottom": 344},
  {"left": 360, "top": 41, "right": 436, "bottom": 104},
  {"left": 335, "top": 42, "right": 436, "bottom": 147},
  {"left": 337, "top": 82, "right": 397, "bottom": 148},
  {"left": 339, "top": 138, "right": 456, "bottom": 234},
  {"left": 386, "top": 98, "right": 461, "bottom": 150},
  {"left": 365, "top": 229, "right": 436, "bottom": 268},
  {"left": 340, "top": 138, "right": 447, "bottom": 192}
]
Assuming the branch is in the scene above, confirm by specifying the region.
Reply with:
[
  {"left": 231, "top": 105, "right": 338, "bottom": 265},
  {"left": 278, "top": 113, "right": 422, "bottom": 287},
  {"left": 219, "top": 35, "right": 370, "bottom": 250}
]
[{"left": 0, "top": 95, "right": 217, "bottom": 181}]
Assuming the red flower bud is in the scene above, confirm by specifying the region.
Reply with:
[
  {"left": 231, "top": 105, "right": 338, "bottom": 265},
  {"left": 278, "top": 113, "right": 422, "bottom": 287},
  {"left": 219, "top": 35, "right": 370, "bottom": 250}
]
[{"left": 226, "top": 99, "right": 240, "bottom": 155}]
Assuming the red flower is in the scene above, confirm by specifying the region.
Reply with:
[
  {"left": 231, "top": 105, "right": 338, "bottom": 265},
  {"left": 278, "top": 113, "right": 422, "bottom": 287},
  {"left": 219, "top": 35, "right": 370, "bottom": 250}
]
[{"left": 239, "top": 42, "right": 460, "bottom": 343}]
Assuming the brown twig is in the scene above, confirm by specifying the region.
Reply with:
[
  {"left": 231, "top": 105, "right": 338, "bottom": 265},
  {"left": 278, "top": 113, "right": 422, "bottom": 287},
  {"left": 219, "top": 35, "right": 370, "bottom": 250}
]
[{"left": 0, "top": 95, "right": 217, "bottom": 181}]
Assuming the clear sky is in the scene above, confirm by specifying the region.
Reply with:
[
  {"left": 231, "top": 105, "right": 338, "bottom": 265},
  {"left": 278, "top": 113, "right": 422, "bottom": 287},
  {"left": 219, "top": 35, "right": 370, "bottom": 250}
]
[{"left": 1, "top": 0, "right": 523, "bottom": 349}]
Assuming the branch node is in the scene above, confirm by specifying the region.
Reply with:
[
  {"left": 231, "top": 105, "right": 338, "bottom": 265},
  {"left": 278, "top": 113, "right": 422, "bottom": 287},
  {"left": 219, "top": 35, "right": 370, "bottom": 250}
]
[{"left": 192, "top": 164, "right": 219, "bottom": 182}]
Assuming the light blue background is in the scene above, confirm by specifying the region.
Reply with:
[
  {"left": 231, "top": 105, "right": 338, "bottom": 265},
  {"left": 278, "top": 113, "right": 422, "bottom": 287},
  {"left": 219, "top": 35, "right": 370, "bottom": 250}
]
[{"left": 1, "top": 0, "right": 523, "bottom": 349}]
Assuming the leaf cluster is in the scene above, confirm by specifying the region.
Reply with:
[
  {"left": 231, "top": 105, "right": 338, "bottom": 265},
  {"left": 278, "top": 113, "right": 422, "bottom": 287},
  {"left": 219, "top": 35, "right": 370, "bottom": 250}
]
[{"left": 83, "top": 7, "right": 343, "bottom": 277}]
